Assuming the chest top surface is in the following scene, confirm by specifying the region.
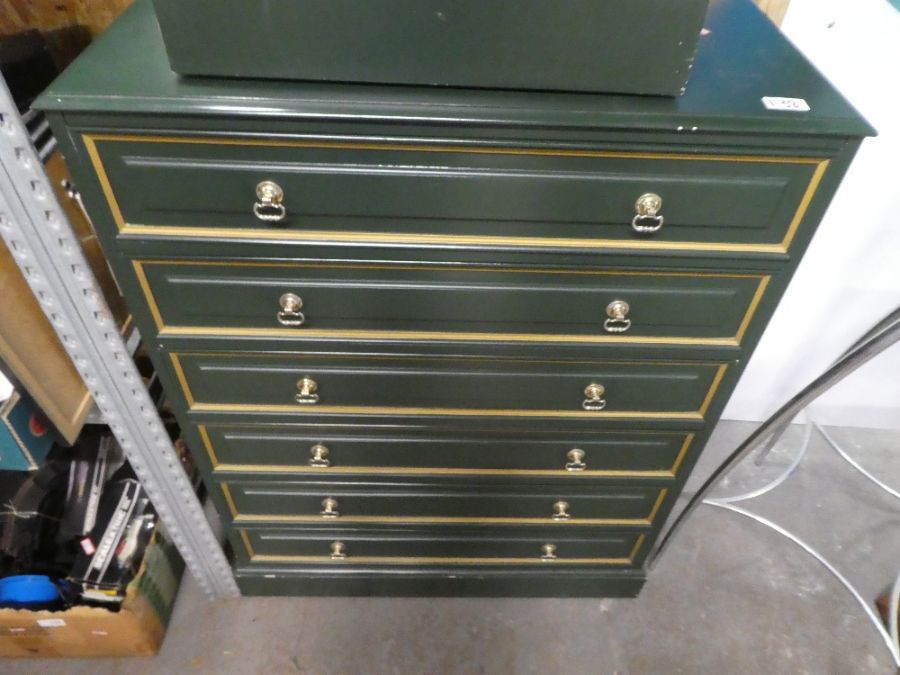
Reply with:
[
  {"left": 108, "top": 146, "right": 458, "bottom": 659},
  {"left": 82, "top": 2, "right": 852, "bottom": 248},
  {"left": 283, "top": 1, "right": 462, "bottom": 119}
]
[{"left": 38, "top": 0, "right": 872, "bottom": 139}]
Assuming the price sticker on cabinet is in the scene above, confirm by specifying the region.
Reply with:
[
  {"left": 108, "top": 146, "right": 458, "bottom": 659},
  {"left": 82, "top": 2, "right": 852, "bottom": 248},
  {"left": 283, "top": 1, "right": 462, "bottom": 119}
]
[{"left": 762, "top": 96, "right": 811, "bottom": 112}]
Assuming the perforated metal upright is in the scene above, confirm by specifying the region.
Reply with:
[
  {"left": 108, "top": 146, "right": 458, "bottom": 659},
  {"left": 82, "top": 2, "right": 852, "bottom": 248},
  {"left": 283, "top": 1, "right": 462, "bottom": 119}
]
[{"left": 0, "top": 75, "right": 238, "bottom": 599}]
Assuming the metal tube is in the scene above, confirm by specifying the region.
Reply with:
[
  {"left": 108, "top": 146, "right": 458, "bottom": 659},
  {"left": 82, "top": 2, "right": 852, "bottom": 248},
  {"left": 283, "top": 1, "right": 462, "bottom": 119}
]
[
  {"left": 649, "top": 306, "right": 900, "bottom": 566},
  {"left": 0, "top": 77, "right": 238, "bottom": 599}
]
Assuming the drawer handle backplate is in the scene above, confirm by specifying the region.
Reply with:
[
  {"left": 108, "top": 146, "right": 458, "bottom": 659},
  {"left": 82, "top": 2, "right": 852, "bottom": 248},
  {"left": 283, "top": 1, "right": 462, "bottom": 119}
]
[
  {"left": 565, "top": 448, "right": 587, "bottom": 471},
  {"left": 631, "top": 192, "right": 664, "bottom": 234},
  {"left": 295, "top": 377, "right": 319, "bottom": 405},
  {"left": 552, "top": 500, "right": 571, "bottom": 521},
  {"left": 277, "top": 292, "right": 305, "bottom": 327},
  {"left": 309, "top": 443, "right": 330, "bottom": 468},
  {"left": 320, "top": 497, "right": 340, "bottom": 518},
  {"left": 604, "top": 299, "right": 632, "bottom": 334},
  {"left": 541, "top": 544, "right": 558, "bottom": 561},
  {"left": 582, "top": 383, "right": 607, "bottom": 411},
  {"left": 253, "top": 180, "right": 287, "bottom": 222}
]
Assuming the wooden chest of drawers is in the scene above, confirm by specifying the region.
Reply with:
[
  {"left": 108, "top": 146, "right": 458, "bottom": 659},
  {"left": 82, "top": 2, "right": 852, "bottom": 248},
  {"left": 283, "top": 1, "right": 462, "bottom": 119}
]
[{"left": 38, "top": 0, "right": 872, "bottom": 596}]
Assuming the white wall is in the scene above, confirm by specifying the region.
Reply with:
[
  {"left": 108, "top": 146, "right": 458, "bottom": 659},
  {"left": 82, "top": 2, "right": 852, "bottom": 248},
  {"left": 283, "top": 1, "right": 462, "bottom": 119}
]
[
  {"left": 0, "top": 372, "right": 10, "bottom": 402},
  {"left": 723, "top": 0, "right": 900, "bottom": 429}
]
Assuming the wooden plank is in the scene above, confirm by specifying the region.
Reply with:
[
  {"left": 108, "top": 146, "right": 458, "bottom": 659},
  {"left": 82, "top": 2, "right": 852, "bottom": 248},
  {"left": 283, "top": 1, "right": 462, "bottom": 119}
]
[
  {"left": 755, "top": 0, "right": 792, "bottom": 25},
  {"left": 0, "top": 230, "right": 91, "bottom": 444},
  {"left": 0, "top": 0, "right": 134, "bottom": 38}
]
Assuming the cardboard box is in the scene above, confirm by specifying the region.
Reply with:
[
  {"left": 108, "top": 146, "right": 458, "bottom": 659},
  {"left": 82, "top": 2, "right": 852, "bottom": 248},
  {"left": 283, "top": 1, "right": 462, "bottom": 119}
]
[{"left": 0, "top": 524, "right": 184, "bottom": 657}]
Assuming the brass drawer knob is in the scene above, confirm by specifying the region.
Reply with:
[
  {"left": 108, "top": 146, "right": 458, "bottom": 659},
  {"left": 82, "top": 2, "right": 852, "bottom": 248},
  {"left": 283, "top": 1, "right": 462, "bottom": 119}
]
[
  {"left": 552, "top": 500, "right": 571, "bottom": 521},
  {"left": 253, "top": 180, "right": 287, "bottom": 222},
  {"left": 604, "top": 300, "right": 631, "bottom": 334},
  {"left": 330, "top": 541, "right": 347, "bottom": 559},
  {"left": 308, "top": 443, "right": 331, "bottom": 468},
  {"left": 277, "top": 292, "right": 305, "bottom": 327},
  {"left": 582, "top": 383, "right": 607, "bottom": 411},
  {"left": 541, "top": 544, "right": 558, "bottom": 561},
  {"left": 295, "top": 377, "right": 319, "bottom": 404},
  {"left": 565, "top": 448, "right": 587, "bottom": 472},
  {"left": 320, "top": 497, "right": 340, "bottom": 518},
  {"left": 631, "top": 192, "right": 664, "bottom": 234}
]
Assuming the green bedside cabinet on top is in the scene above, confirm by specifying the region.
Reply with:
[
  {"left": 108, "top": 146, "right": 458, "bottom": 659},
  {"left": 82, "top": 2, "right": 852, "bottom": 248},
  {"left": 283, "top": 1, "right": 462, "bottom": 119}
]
[
  {"left": 38, "top": 0, "right": 873, "bottom": 596},
  {"left": 151, "top": 0, "right": 710, "bottom": 95}
]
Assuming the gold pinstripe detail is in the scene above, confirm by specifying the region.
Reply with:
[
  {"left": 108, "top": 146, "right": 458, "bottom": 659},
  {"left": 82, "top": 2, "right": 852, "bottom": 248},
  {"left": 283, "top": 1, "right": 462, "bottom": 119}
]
[{"left": 82, "top": 133, "right": 829, "bottom": 255}]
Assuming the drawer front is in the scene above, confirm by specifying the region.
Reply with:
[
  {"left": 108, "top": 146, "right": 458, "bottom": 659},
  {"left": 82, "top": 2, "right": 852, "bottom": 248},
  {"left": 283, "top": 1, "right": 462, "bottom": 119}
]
[
  {"left": 172, "top": 352, "right": 727, "bottom": 420},
  {"left": 235, "top": 524, "right": 645, "bottom": 566},
  {"left": 135, "top": 259, "right": 769, "bottom": 347},
  {"left": 220, "top": 479, "right": 667, "bottom": 525},
  {"left": 86, "top": 134, "right": 826, "bottom": 254},
  {"left": 198, "top": 424, "right": 694, "bottom": 478}
]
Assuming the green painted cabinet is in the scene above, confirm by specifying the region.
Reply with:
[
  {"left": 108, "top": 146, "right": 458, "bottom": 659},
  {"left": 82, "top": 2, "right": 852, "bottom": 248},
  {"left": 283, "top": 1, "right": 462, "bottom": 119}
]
[
  {"left": 152, "top": 0, "right": 709, "bottom": 95},
  {"left": 38, "top": 0, "right": 872, "bottom": 597}
]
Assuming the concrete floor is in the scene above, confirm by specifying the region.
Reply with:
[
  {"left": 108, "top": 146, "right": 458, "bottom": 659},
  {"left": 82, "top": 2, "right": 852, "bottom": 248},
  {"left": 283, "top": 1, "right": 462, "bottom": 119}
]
[{"left": 4, "top": 420, "right": 900, "bottom": 674}]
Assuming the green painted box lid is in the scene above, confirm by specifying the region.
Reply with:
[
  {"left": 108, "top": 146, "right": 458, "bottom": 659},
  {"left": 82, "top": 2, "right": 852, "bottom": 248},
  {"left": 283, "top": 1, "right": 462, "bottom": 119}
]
[{"left": 150, "top": 0, "right": 709, "bottom": 96}]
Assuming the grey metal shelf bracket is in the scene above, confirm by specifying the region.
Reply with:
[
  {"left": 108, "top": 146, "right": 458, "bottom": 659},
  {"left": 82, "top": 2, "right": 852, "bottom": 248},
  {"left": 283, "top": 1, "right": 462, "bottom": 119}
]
[{"left": 0, "top": 76, "right": 238, "bottom": 599}]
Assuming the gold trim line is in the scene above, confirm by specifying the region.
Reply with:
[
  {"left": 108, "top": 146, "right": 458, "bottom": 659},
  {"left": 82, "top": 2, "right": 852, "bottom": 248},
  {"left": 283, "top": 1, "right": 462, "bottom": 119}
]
[
  {"left": 133, "top": 259, "right": 770, "bottom": 349},
  {"left": 238, "top": 529, "right": 645, "bottom": 565},
  {"left": 197, "top": 424, "right": 695, "bottom": 479},
  {"left": 83, "top": 132, "right": 829, "bottom": 255}
]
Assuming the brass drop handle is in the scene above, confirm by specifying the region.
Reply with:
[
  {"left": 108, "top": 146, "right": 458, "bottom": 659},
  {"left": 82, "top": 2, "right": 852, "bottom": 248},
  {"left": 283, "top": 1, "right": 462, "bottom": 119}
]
[
  {"left": 541, "top": 544, "right": 558, "bottom": 561},
  {"left": 582, "top": 383, "right": 607, "bottom": 411},
  {"left": 277, "top": 292, "right": 305, "bottom": 327},
  {"left": 565, "top": 448, "right": 587, "bottom": 472},
  {"left": 330, "top": 541, "right": 347, "bottom": 560},
  {"left": 308, "top": 443, "right": 330, "bottom": 468},
  {"left": 604, "top": 300, "right": 631, "bottom": 334},
  {"left": 295, "top": 377, "right": 319, "bottom": 405},
  {"left": 253, "top": 180, "right": 287, "bottom": 222},
  {"left": 320, "top": 497, "right": 340, "bottom": 518},
  {"left": 552, "top": 500, "right": 571, "bottom": 521},
  {"left": 631, "top": 193, "right": 664, "bottom": 234}
]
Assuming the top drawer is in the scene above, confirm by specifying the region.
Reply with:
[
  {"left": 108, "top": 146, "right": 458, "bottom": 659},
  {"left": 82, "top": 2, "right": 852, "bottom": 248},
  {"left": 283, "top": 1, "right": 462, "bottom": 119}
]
[{"left": 84, "top": 134, "right": 828, "bottom": 255}]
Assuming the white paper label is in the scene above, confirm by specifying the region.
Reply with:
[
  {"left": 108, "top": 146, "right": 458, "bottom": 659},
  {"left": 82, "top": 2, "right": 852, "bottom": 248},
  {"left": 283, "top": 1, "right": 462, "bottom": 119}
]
[
  {"left": 37, "top": 619, "right": 66, "bottom": 628},
  {"left": 762, "top": 96, "right": 811, "bottom": 112}
]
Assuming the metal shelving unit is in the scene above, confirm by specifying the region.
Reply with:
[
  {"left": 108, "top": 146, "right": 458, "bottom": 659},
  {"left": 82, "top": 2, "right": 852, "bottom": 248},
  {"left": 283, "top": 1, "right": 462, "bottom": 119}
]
[{"left": 0, "top": 76, "right": 238, "bottom": 599}]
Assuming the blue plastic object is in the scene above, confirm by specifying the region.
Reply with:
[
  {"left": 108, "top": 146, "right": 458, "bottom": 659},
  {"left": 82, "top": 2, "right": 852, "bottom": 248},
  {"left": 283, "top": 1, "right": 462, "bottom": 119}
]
[{"left": 0, "top": 575, "right": 61, "bottom": 609}]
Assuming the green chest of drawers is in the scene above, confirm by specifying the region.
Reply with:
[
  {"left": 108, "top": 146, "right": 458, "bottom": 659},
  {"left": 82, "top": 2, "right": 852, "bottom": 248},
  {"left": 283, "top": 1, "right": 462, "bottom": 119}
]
[{"left": 39, "top": 0, "right": 872, "bottom": 597}]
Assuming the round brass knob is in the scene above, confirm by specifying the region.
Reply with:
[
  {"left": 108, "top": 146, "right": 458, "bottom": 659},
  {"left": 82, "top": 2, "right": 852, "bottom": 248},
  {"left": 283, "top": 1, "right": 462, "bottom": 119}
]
[
  {"left": 552, "top": 500, "right": 571, "bottom": 521},
  {"left": 295, "top": 377, "right": 319, "bottom": 405},
  {"left": 253, "top": 180, "right": 287, "bottom": 222},
  {"left": 309, "top": 443, "right": 330, "bottom": 468},
  {"left": 582, "top": 383, "right": 607, "bottom": 411},
  {"left": 320, "top": 497, "right": 340, "bottom": 518},
  {"left": 631, "top": 192, "right": 664, "bottom": 234},
  {"left": 541, "top": 544, "right": 558, "bottom": 561},
  {"left": 277, "top": 292, "right": 305, "bottom": 327},
  {"left": 565, "top": 448, "right": 587, "bottom": 472},
  {"left": 330, "top": 541, "right": 347, "bottom": 560},
  {"left": 604, "top": 300, "right": 631, "bottom": 334}
]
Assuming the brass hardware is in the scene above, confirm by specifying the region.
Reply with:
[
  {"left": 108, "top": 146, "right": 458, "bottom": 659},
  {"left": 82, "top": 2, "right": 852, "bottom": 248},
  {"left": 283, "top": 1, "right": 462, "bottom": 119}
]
[
  {"left": 604, "top": 300, "right": 632, "bottom": 334},
  {"left": 253, "top": 180, "right": 287, "bottom": 222},
  {"left": 308, "top": 443, "right": 330, "bottom": 468},
  {"left": 552, "top": 501, "right": 571, "bottom": 521},
  {"left": 277, "top": 292, "right": 305, "bottom": 327},
  {"left": 320, "top": 497, "right": 340, "bottom": 518},
  {"left": 295, "top": 377, "right": 319, "bottom": 405},
  {"left": 582, "top": 383, "right": 607, "bottom": 411},
  {"left": 565, "top": 448, "right": 587, "bottom": 472},
  {"left": 541, "top": 544, "right": 558, "bottom": 561},
  {"left": 631, "top": 193, "right": 664, "bottom": 234},
  {"left": 330, "top": 541, "right": 347, "bottom": 559}
]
